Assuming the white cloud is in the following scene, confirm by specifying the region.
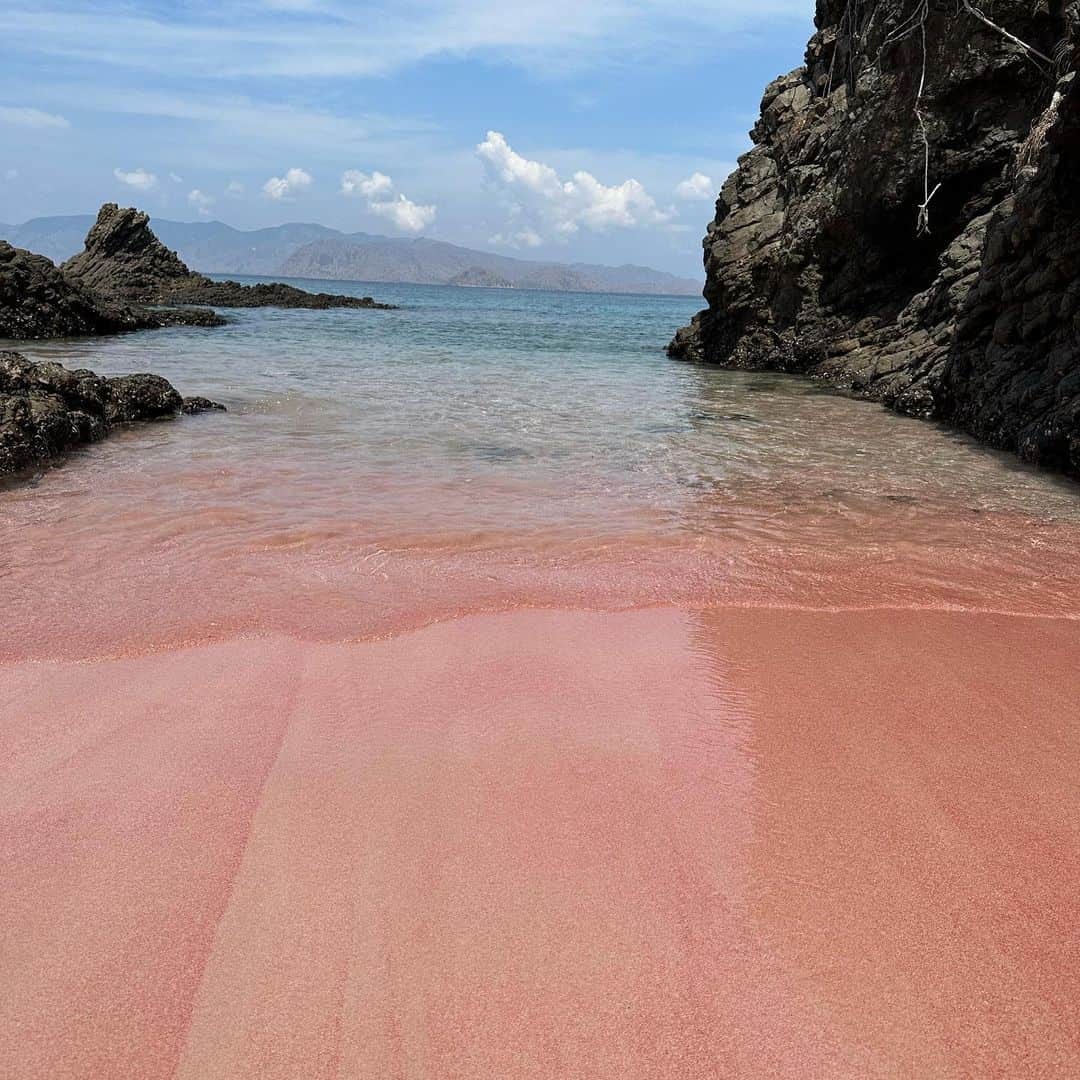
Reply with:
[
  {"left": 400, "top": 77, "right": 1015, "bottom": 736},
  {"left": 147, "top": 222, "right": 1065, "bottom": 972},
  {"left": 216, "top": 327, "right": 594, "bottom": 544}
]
[
  {"left": 169, "top": 171, "right": 184, "bottom": 184},
  {"left": 341, "top": 169, "right": 393, "bottom": 199},
  {"left": 3, "top": 168, "right": 18, "bottom": 182},
  {"left": 188, "top": 188, "right": 215, "bottom": 215},
  {"left": 0, "top": 105, "right": 70, "bottom": 130},
  {"left": 370, "top": 193, "right": 436, "bottom": 233},
  {"left": 114, "top": 166, "right": 158, "bottom": 190},
  {"left": 476, "top": 130, "right": 670, "bottom": 244},
  {"left": 225, "top": 180, "right": 245, "bottom": 196},
  {"left": 675, "top": 171, "right": 714, "bottom": 200},
  {"left": 341, "top": 169, "right": 435, "bottom": 233},
  {"left": 263, "top": 166, "right": 312, "bottom": 200}
]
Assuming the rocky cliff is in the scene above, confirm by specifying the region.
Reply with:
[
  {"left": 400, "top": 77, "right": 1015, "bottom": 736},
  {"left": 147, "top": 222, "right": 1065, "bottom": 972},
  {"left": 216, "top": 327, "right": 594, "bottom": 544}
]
[
  {"left": 62, "top": 205, "right": 394, "bottom": 310},
  {"left": 671, "top": 0, "right": 1080, "bottom": 475}
]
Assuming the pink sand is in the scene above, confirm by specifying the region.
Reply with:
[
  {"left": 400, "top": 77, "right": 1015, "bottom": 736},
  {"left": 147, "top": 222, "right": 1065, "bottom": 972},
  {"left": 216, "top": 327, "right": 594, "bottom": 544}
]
[{"left": 3, "top": 606, "right": 1079, "bottom": 1077}]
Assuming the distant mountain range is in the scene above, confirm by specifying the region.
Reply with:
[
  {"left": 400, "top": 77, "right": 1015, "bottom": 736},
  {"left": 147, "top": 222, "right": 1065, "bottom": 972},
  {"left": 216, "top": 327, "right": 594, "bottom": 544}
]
[{"left": 0, "top": 215, "right": 702, "bottom": 297}]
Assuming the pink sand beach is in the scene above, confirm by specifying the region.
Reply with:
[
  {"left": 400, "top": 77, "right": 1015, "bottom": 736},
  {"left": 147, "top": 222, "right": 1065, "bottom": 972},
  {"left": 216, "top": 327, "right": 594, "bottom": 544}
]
[
  {"left": 3, "top": 509, "right": 1079, "bottom": 1077},
  {"left": 3, "top": 321, "right": 1080, "bottom": 1077}
]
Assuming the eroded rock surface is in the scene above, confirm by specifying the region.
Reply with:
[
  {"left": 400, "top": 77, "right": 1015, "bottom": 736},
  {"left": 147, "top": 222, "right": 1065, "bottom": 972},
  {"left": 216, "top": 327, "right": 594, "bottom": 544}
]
[
  {"left": 63, "top": 205, "right": 395, "bottom": 310},
  {"left": 672, "top": 0, "right": 1080, "bottom": 475},
  {"left": 0, "top": 241, "right": 222, "bottom": 339},
  {"left": 0, "top": 350, "right": 224, "bottom": 477}
]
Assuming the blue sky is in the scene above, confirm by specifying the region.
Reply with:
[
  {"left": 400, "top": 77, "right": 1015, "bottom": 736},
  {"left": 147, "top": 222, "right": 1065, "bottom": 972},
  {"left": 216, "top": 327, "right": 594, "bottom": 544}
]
[{"left": 1, "top": 1, "right": 813, "bottom": 276}]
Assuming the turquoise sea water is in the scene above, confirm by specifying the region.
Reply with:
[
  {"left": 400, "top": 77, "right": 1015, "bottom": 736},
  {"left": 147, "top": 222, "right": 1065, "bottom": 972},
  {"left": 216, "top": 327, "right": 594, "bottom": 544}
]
[
  {"left": 11, "top": 277, "right": 1080, "bottom": 515},
  {"left": 3, "top": 278, "right": 1080, "bottom": 656}
]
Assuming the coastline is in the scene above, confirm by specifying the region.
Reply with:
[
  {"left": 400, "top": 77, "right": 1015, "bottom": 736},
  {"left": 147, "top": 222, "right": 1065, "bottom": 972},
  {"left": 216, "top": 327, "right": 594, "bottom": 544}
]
[
  {"left": 7, "top": 1, "right": 1080, "bottom": 1074},
  {"left": 3, "top": 284, "right": 1078, "bottom": 1077}
]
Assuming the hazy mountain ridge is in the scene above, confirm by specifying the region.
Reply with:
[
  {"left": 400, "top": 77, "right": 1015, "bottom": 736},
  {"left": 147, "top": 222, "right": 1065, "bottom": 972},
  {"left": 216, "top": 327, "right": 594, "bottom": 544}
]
[
  {"left": 1, "top": 215, "right": 702, "bottom": 296},
  {"left": 1, "top": 216, "right": 97, "bottom": 265},
  {"left": 280, "top": 236, "right": 699, "bottom": 295}
]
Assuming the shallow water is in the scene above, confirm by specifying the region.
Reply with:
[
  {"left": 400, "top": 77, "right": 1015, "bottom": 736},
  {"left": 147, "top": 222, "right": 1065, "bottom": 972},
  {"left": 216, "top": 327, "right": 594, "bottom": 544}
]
[
  {"left": 3, "top": 280, "right": 1080, "bottom": 657},
  {"left": 2, "top": 282, "right": 1079, "bottom": 1077}
]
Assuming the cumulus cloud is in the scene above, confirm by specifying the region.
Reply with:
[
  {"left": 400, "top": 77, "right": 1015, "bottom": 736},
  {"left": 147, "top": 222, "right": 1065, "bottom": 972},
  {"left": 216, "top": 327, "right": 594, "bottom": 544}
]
[
  {"left": 0, "top": 105, "right": 70, "bottom": 129},
  {"left": 226, "top": 180, "right": 245, "bottom": 197},
  {"left": 341, "top": 169, "right": 393, "bottom": 199},
  {"left": 675, "top": 171, "right": 714, "bottom": 200},
  {"left": 341, "top": 169, "right": 435, "bottom": 233},
  {"left": 114, "top": 166, "right": 157, "bottom": 191},
  {"left": 169, "top": 171, "right": 184, "bottom": 184},
  {"left": 188, "top": 188, "right": 215, "bottom": 215},
  {"left": 370, "top": 193, "right": 436, "bottom": 233},
  {"left": 476, "top": 130, "right": 670, "bottom": 244},
  {"left": 263, "top": 166, "right": 312, "bottom": 200}
]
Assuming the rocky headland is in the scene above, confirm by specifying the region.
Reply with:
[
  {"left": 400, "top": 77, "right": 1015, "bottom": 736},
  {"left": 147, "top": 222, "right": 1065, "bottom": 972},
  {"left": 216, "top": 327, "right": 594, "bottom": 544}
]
[
  {"left": 671, "top": 0, "right": 1080, "bottom": 476},
  {"left": 0, "top": 351, "right": 223, "bottom": 478},
  {"left": 0, "top": 204, "right": 398, "bottom": 477},
  {"left": 0, "top": 240, "right": 223, "bottom": 339},
  {"left": 62, "top": 204, "right": 395, "bottom": 310}
]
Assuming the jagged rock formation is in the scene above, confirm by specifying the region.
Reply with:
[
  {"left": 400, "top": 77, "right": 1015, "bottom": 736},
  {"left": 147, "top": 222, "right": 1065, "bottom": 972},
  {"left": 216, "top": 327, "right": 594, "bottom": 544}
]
[
  {"left": 62, "top": 205, "right": 395, "bottom": 310},
  {"left": 0, "top": 241, "right": 222, "bottom": 339},
  {"left": 0, "top": 351, "right": 224, "bottom": 477},
  {"left": 671, "top": 0, "right": 1080, "bottom": 475}
]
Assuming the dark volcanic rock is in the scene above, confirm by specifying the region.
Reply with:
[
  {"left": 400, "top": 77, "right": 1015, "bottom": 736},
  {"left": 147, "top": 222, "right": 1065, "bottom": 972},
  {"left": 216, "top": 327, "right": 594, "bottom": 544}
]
[
  {"left": 145, "top": 306, "right": 229, "bottom": 328},
  {"left": 63, "top": 204, "right": 395, "bottom": 310},
  {"left": 167, "top": 278, "right": 394, "bottom": 309},
  {"left": 941, "top": 69, "right": 1080, "bottom": 472},
  {"left": 0, "top": 239, "right": 224, "bottom": 339},
  {"left": 61, "top": 203, "right": 192, "bottom": 299},
  {"left": 672, "top": 0, "right": 1080, "bottom": 476},
  {"left": 0, "top": 350, "right": 224, "bottom": 477},
  {"left": 1, "top": 240, "right": 126, "bottom": 338},
  {"left": 180, "top": 395, "right": 227, "bottom": 414}
]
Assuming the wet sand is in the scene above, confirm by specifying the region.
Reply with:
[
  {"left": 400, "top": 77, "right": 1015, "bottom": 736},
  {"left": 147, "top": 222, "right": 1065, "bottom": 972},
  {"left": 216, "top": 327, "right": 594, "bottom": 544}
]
[
  {"left": 3, "top": 606, "right": 1078, "bottom": 1078},
  {"left": 5, "top": 298, "right": 1080, "bottom": 1075}
]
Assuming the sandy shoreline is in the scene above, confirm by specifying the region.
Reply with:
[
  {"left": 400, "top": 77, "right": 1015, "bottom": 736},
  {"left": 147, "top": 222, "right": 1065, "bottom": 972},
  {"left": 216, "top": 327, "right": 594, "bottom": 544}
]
[{"left": 3, "top": 605, "right": 1078, "bottom": 1077}]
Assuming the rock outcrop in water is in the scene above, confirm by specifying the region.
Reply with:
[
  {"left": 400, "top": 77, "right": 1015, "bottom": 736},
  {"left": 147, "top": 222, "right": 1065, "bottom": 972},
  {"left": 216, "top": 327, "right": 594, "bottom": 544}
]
[
  {"left": 62, "top": 204, "right": 395, "bottom": 310},
  {"left": 671, "top": 0, "right": 1080, "bottom": 475},
  {"left": 0, "top": 240, "right": 223, "bottom": 339},
  {"left": 0, "top": 350, "right": 224, "bottom": 477}
]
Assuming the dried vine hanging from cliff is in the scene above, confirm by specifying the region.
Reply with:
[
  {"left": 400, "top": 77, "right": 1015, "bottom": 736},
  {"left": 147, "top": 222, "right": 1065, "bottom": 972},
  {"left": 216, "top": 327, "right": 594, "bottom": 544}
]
[
  {"left": 871, "top": 0, "right": 1054, "bottom": 233},
  {"left": 960, "top": 1, "right": 1053, "bottom": 69}
]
